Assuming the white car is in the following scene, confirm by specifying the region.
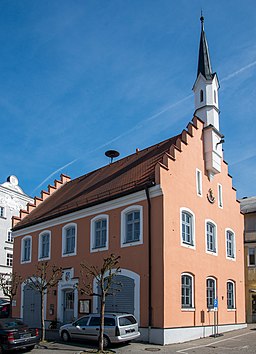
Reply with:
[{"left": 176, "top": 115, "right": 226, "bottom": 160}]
[{"left": 59, "top": 313, "right": 140, "bottom": 347}]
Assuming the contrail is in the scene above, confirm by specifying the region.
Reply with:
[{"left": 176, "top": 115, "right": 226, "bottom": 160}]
[
  {"left": 33, "top": 59, "right": 256, "bottom": 193},
  {"left": 221, "top": 60, "right": 256, "bottom": 82},
  {"left": 32, "top": 158, "right": 78, "bottom": 193}
]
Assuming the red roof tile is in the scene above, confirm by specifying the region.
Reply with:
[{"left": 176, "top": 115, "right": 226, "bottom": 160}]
[{"left": 13, "top": 134, "right": 180, "bottom": 230}]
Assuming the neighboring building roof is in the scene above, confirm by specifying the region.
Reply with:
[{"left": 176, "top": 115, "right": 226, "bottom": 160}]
[
  {"left": 12, "top": 134, "right": 181, "bottom": 231},
  {"left": 197, "top": 16, "right": 213, "bottom": 80},
  {"left": 240, "top": 196, "right": 256, "bottom": 214},
  {"left": 0, "top": 175, "right": 31, "bottom": 198}
]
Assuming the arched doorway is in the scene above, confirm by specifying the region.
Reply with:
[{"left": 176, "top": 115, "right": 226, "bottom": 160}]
[{"left": 93, "top": 269, "right": 140, "bottom": 323}]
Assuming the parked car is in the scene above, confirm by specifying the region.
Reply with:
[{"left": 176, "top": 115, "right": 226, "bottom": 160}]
[
  {"left": 0, "top": 302, "right": 10, "bottom": 318},
  {"left": 0, "top": 318, "right": 39, "bottom": 353},
  {"left": 59, "top": 313, "right": 140, "bottom": 347}
]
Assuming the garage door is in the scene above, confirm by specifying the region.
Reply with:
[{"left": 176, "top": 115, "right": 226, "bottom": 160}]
[{"left": 98, "top": 275, "right": 135, "bottom": 315}]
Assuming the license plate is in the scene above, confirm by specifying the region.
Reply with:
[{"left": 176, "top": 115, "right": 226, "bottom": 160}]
[
  {"left": 21, "top": 333, "right": 31, "bottom": 338},
  {"left": 125, "top": 328, "right": 135, "bottom": 334}
]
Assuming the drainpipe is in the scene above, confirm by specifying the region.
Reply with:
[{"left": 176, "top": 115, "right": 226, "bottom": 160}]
[{"left": 145, "top": 186, "right": 152, "bottom": 342}]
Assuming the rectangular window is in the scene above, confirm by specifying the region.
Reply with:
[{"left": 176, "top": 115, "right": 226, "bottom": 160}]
[
  {"left": 0, "top": 206, "right": 4, "bottom": 218},
  {"left": 125, "top": 211, "right": 140, "bottom": 243},
  {"left": 196, "top": 169, "right": 202, "bottom": 196},
  {"left": 249, "top": 248, "right": 256, "bottom": 266},
  {"left": 218, "top": 184, "right": 223, "bottom": 208},
  {"left": 6, "top": 253, "right": 13, "bottom": 267},
  {"left": 181, "top": 274, "right": 193, "bottom": 308},
  {"left": 7, "top": 231, "right": 13, "bottom": 243},
  {"left": 94, "top": 219, "right": 107, "bottom": 249},
  {"left": 226, "top": 231, "right": 235, "bottom": 258}
]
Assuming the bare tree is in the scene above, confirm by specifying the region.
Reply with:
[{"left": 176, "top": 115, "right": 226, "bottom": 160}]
[
  {"left": 0, "top": 272, "right": 22, "bottom": 317},
  {"left": 80, "top": 253, "right": 120, "bottom": 352},
  {"left": 25, "top": 261, "right": 62, "bottom": 341}
]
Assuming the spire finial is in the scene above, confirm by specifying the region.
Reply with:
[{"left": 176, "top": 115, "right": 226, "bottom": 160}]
[{"left": 200, "top": 10, "right": 204, "bottom": 30}]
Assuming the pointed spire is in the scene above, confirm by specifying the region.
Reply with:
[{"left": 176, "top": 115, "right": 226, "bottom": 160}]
[{"left": 197, "top": 14, "right": 213, "bottom": 80}]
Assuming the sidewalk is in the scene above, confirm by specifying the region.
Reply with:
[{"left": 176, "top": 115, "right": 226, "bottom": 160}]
[{"left": 40, "top": 324, "right": 256, "bottom": 354}]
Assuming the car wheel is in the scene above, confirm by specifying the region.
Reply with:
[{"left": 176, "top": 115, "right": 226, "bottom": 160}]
[
  {"left": 61, "top": 330, "right": 71, "bottom": 342},
  {"left": 102, "top": 335, "right": 111, "bottom": 348}
]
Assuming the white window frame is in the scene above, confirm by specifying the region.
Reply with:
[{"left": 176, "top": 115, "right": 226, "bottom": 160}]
[
  {"left": 38, "top": 230, "right": 51, "bottom": 260},
  {"left": 180, "top": 208, "right": 196, "bottom": 249},
  {"left": 90, "top": 214, "right": 109, "bottom": 253},
  {"left": 21, "top": 236, "right": 32, "bottom": 264},
  {"left": 206, "top": 277, "right": 217, "bottom": 309},
  {"left": 248, "top": 247, "right": 256, "bottom": 266},
  {"left": 7, "top": 229, "right": 13, "bottom": 243},
  {"left": 62, "top": 223, "right": 77, "bottom": 257},
  {"left": 181, "top": 273, "right": 194, "bottom": 310},
  {"left": 218, "top": 183, "right": 223, "bottom": 208},
  {"left": 226, "top": 228, "right": 236, "bottom": 260},
  {"left": 0, "top": 206, "right": 5, "bottom": 218},
  {"left": 6, "top": 253, "right": 13, "bottom": 267},
  {"left": 196, "top": 169, "right": 202, "bottom": 197},
  {"left": 121, "top": 205, "right": 143, "bottom": 248},
  {"left": 205, "top": 219, "right": 218, "bottom": 255},
  {"left": 227, "top": 280, "right": 236, "bottom": 310}
]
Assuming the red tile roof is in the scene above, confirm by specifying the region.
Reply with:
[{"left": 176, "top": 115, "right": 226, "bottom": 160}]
[{"left": 13, "top": 134, "right": 181, "bottom": 230}]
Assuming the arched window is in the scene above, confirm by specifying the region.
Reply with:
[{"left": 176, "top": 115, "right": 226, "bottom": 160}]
[
  {"left": 90, "top": 215, "right": 109, "bottom": 252},
  {"left": 62, "top": 224, "right": 77, "bottom": 256},
  {"left": 200, "top": 89, "right": 204, "bottom": 102},
  {"left": 206, "top": 221, "right": 217, "bottom": 253},
  {"left": 21, "top": 236, "right": 32, "bottom": 263},
  {"left": 206, "top": 277, "right": 216, "bottom": 309},
  {"left": 181, "top": 273, "right": 194, "bottom": 308},
  {"left": 121, "top": 205, "right": 143, "bottom": 247},
  {"left": 226, "top": 229, "right": 235, "bottom": 259},
  {"left": 227, "top": 280, "right": 235, "bottom": 309},
  {"left": 38, "top": 231, "right": 51, "bottom": 260},
  {"left": 181, "top": 210, "right": 195, "bottom": 246}
]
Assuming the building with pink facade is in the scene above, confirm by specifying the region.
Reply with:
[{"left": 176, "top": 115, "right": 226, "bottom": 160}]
[{"left": 12, "top": 17, "right": 246, "bottom": 344}]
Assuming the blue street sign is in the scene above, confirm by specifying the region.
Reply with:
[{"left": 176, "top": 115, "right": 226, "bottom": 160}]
[{"left": 214, "top": 298, "right": 218, "bottom": 310}]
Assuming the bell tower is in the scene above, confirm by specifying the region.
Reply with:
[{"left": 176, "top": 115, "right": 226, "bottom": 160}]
[{"left": 193, "top": 15, "right": 224, "bottom": 178}]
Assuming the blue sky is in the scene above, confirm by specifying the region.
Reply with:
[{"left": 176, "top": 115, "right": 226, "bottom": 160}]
[{"left": 0, "top": 0, "right": 255, "bottom": 199}]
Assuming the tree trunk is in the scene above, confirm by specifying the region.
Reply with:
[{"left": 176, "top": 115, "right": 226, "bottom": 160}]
[
  {"left": 41, "top": 292, "right": 45, "bottom": 342},
  {"left": 8, "top": 296, "right": 12, "bottom": 318},
  {"left": 99, "top": 291, "right": 105, "bottom": 352}
]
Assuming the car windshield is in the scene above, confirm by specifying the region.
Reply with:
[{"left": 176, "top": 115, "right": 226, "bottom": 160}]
[{"left": 118, "top": 316, "right": 137, "bottom": 326}]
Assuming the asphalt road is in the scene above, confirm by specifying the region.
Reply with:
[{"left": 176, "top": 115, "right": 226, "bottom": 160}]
[{"left": 29, "top": 324, "right": 256, "bottom": 354}]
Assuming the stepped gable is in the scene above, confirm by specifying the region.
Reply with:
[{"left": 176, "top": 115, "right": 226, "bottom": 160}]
[
  {"left": 12, "top": 130, "right": 191, "bottom": 231},
  {"left": 12, "top": 173, "right": 71, "bottom": 229}
]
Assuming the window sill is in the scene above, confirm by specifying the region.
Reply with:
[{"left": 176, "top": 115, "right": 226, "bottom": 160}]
[
  {"left": 121, "top": 239, "right": 143, "bottom": 248},
  {"left": 21, "top": 259, "right": 31, "bottom": 264},
  {"left": 62, "top": 252, "right": 76, "bottom": 257},
  {"left": 227, "top": 308, "right": 236, "bottom": 312},
  {"left": 181, "top": 242, "right": 195, "bottom": 250},
  {"left": 181, "top": 307, "right": 195, "bottom": 312}
]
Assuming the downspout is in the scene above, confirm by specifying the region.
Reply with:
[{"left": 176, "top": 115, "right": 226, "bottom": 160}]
[{"left": 145, "top": 186, "right": 152, "bottom": 342}]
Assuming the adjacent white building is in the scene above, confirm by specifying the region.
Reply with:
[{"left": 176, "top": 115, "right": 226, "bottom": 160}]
[{"left": 0, "top": 176, "right": 32, "bottom": 298}]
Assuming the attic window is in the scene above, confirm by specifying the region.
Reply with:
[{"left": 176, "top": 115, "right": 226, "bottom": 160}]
[{"left": 200, "top": 90, "right": 204, "bottom": 102}]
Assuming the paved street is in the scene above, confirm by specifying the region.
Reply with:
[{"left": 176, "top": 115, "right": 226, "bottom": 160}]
[{"left": 29, "top": 324, "right": 256, "bottom": 354}]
